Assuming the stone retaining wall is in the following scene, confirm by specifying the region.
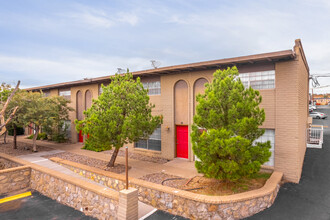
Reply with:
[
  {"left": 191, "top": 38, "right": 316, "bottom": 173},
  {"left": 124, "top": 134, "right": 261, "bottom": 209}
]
[
  {"left": 0, "top": 157, "right": 22, "bottom": 170},
  {"left": 51, "top": 157, "right": 283, "bottom": 219},
  {"left": 0, "top": 166, "right": 31, "bottom": 195},
  {"left": 30, "top": 169, "right": 119, "bottom": 220},
  {"left": 0, "top": 153, "right": 122, "bottom": 220}
]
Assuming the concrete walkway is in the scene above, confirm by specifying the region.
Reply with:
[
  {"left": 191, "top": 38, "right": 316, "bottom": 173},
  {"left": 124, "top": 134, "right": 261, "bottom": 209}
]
[
  {"left": 15, "top": 149, "right": 155, "bottom": 219},
  {"left": 17, "top": 150, "right": 107, "bottom": 187},
  {"left": 13, "top": 136, "right": 200, "bottom": 179}
]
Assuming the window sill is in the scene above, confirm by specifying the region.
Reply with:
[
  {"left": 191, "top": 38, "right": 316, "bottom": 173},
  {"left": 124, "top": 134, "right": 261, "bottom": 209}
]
[{"left": 134, "top": 148, "right": 161, "bottom": 154}]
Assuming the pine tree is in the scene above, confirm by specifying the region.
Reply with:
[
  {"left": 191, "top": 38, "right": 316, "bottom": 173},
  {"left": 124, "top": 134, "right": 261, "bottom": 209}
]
[
  {"left": 191, "top": 66, "right": 271, "bottom": 181},
  {"left": 75, "top": 72, "right": 162, "bottom": 167}
]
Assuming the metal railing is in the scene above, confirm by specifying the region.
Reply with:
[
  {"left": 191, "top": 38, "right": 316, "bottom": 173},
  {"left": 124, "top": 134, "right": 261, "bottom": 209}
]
[{"left": 307, "top": 125, "right": 323, "bottom": 148}]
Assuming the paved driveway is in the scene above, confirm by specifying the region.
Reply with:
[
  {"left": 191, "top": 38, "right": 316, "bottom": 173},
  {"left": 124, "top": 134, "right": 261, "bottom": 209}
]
[
  {"left": 0, "top": 191, "right": 95, "bottom": 220},
  {"left": 248, "top": 106, "right": 330, "bottom": 220}
]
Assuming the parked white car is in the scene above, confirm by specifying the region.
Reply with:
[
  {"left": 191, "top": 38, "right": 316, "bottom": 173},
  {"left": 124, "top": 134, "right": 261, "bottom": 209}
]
[
  {"left": 309, "top": 104, "right": 316, "bottom": 111},
  {"left": 309, "top": 111, "right": 328, "bottom": 119}
]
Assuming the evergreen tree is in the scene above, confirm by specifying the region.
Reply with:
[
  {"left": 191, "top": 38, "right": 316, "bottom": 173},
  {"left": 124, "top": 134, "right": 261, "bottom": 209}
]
[
  {"left": 191, "top": 67, "right": 271, "bottom": 181},
  {"left": 75, "top": 72, "right": 162, "bottom": 167}
]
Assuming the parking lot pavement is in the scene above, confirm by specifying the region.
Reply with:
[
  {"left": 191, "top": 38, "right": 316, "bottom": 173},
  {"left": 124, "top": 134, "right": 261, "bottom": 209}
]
[
  {"left": 145, "top": 210, "right": 189, "bottom": 220},
  {"left": 0, "top": 191, "right": 95, "bottom": 220},
  {"left": 247, "top": 106, "right": 330, "bottom": 220}
]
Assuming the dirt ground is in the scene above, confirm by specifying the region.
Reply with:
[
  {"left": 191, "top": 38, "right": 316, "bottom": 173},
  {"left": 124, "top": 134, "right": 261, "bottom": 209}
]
[
  {"left": 104, "top": 149, "right": 169, "bottom": 164},
  {"left": 0, "top": 142, "right": 53, "bottom": 156},
  {"left": 43, "top": 152, "right": 128, "bottom": 174},
  {"left": 140, "top": 172, "right": 271, "bottom": 196}
]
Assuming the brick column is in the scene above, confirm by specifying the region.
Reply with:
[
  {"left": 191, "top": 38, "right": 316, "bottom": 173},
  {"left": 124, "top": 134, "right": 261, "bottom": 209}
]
[{"left": 118, "top": 187, "right": 138, "bottom": 220}]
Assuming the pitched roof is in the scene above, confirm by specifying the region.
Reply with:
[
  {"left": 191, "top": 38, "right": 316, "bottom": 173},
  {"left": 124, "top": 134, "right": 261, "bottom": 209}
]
[{"left": 27, "top": 49, "right": 295, "bottom": 91}]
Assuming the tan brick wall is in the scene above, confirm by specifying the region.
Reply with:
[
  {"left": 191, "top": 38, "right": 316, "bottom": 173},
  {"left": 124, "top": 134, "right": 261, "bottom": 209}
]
[
  {"left": 274, "top": 42, "right": 309, "bottom": 183},
  {"left": 275, "top": 60, "right": 300, "bottom": 182},
  {"left": 70, "top": 84, "right": 99, "bottom": 143},
  {"left": 296, "top": 42, "right": 309, "bottom": 182},
  {"left": 259, "top": 89, "right": 276, "bottom": 129},
  {"left": 159, "top": 70, "right": 213, "bottom": 160}
]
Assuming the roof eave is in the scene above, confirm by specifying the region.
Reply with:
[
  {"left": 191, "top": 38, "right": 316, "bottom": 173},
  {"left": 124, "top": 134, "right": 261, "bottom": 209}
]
[{"left": 27, "top": 49, "right": 295, "bottom": 91}]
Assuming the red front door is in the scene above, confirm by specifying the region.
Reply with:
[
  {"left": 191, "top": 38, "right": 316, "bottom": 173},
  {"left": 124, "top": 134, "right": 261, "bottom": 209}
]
[
  {"left": 78, "top": 130, "right": 84, "bottom": 142},
  {"left": 176, "top": 125, "right": 188, "bottom": 159}
]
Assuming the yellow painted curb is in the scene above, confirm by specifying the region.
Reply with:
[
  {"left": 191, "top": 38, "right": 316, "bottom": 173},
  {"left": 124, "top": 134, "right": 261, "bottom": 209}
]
[{"left": 0, "top": 191, "right": 32, "bottom": 204}]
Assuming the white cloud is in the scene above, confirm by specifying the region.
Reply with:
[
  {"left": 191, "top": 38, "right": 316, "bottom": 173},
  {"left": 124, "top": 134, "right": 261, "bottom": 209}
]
[
  {"left": 117, "top": 12, "right": 139, "bottom": 26},
  {"left": 0, "top": 53, "right": 151, "bottom": 88},
  {"left": 58, "top": 4, "right": 140, "bottom": 29}
]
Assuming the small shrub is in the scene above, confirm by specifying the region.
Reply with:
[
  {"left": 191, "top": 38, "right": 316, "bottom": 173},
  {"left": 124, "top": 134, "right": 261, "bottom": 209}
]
[
  {"left": 51, "top": 133, "right": 68, "bottom": 143},
  {"left": 26, "top": 132, "right": 48, "bottom": 140},
  {"left": 82, "top": 142, "right": 109, "bottom": 152}
]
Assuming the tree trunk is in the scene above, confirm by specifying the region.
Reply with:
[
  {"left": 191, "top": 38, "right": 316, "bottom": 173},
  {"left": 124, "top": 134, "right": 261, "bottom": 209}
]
[
  {"left": 13, "top": 124, "right": 17, "bottom": 149},
  {"left": 32, "top": 126, "right": 39, "bottom": 152},
  {"left": 3, "top": 130, "right": 7, "bottom": 144},
  {"left": 108, "top": 147, "right": 120, "bottom": 167}
]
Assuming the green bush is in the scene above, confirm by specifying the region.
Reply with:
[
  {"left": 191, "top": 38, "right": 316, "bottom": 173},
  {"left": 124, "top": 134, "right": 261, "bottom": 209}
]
[
  {"left": 51, "top": 133, "right": 68, "bottom": 143},
  {"left": 26, "top": 132, "right": 48, "bottom": 140},
  {"left": 82, "top": 142, "right": 109, "bottom": 152}
]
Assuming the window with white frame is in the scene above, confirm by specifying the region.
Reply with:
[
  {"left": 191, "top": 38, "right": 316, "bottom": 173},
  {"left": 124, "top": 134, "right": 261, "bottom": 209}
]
[
  {"left": 62, "top": 120, "right": 71, "bottom": 139},
  {"left": 59, "top": 89, "right": 71, "bottom": 100},
  {"left": 142, "top": 81, "right": 161, "bottom": 95},
  {"left": 99, "top": 83, "right": 110, "bottom": 95},
  {"left": 135, "top": 126, "right": 161, "bottom": 151},
  {"left": 239, "top": 70, "right": 275, "bottom": 90},
  {"left": 255, "top": 129, "right": 275, "bottom": 166}
]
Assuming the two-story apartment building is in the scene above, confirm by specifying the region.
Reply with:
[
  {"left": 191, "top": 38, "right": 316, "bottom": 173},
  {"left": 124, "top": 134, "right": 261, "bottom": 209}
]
[{"left": 28, "top": 39, "right": 309, "bottom": 183}]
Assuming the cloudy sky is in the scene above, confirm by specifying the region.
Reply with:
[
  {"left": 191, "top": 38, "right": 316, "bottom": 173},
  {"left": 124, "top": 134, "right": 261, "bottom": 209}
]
[{"left": 0, "top": 0, "right": 330, "bottom": 93}]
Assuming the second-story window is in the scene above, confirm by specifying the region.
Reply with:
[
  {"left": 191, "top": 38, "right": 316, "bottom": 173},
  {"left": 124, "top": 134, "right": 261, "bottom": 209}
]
[
  {"left": 99, "top": 82, "right": 110, "bottom": 96},
  {"left": 142, "top": 81, "right": 161, "bottom": 95},
  {"left": 239, "top": 70, "right": 275, "bottom": 90},
  {"left": 43, "top": 90, "right": 50, "bottom": 97},
  {"left": 59, "top": 88, "right": 71, "bottom": 100}
]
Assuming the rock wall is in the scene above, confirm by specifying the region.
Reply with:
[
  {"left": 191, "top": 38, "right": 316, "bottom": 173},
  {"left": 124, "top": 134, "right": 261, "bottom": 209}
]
[
  {"left": 53, "top": 157, "right": 282, "bottom": 220},
  {"left": 0, "top": 158, "right": 22, "bottom": 170},
  {"left": 0, "top": 166, "right": 31, "bottom": 195},
  {"left": 30, "top": 169, "right": 119, "bottom": 220},
  {"left": 134, "top": 184, "right": 280, "bottom": 219}
]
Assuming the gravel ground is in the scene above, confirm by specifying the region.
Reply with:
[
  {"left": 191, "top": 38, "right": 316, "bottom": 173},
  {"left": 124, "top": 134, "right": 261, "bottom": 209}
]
[
  {"left": 140, "top": 172, "right": 270, "bottom": 196},
  {"left": 0, "top": 142, "right": 53, "bottom": 156},
  {"left": 104, "top": 149, "right": 169, "bottom": 164},
  {"left": 139, "top": 172, "right": 189, "bottom": 189},
  {"left": 44, "top": 152, "right": 128, "bottom": 174}
]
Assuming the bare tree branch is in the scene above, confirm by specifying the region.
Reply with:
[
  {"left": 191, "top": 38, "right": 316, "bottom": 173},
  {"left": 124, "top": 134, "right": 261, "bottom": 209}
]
[
  {"left": 0, "top": 106, "right": 18, "bottom": 133},
  {"left": 0, "top": 80, "right": 20, "bottom": 116},
  {"left": 0, "top": 81, "right": 20, "bottom": 136}
]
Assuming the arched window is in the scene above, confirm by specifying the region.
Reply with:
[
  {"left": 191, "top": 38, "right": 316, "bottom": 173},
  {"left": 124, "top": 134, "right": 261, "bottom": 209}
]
[
  {"left": 85, "top": 90, "right": 92, "bottom": 110},
  {"left": 76, "top": 91, "right": 83, "bottom": 120},
  {"left": 174, "top": 80, "right": 189, "bottom": 125},
  {"left": 193, "top": 78, "right": 208, "bottom": 115}
]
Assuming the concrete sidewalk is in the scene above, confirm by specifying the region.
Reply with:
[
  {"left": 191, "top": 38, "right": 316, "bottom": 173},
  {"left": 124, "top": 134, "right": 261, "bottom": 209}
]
[{"left": 13, "top": 135, "right": 200, "bottom": 179}]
